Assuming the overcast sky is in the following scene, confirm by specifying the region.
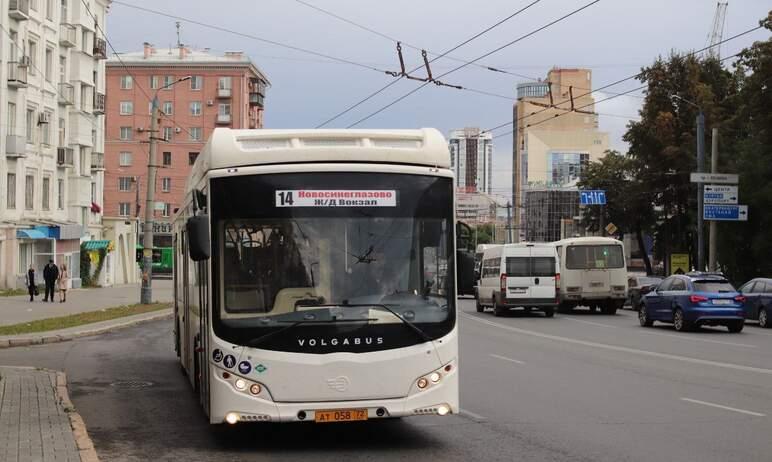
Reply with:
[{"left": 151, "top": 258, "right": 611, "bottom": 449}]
[{"left": 107, "top": 0, "right": 770, "bottom": 198}]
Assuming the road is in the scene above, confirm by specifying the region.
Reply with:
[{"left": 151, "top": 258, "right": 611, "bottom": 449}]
[{"left": 1, "top": 299, "right": 771, "bottom": 461}]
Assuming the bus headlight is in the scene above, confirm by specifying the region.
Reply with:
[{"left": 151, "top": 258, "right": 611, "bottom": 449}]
[
  {"left": 430, "top": 372, "right": 441, "bottom": 383},
  {"left": 415, "top": 361, "right": 454, "bottom": 391},
  {"left": 417, "top": 378, "right": 429, "bottom": 389},
  {"left": 234, "top": 379, "right": 247, "bottom": 390}
]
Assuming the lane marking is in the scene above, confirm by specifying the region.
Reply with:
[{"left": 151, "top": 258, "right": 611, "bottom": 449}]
[
  {"left": 640, "top": 330, "right": 757, "bottom": 348},
  {"left": 459, "top": 408, "right": 487, "bottom": 422},
  {"left": 461, "top": 312, "right": 772, "bottom": 376},
  {"left": 680, "top": 398, "right": 766, "bottom": 417},
  {"left": 490, "top": 354, "right": 525, "bottom": 365},
  {"left": 562, "top": 317, "right": 617, "bottom": 328}
]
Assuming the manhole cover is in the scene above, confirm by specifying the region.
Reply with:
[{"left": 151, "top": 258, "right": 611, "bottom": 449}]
[{"left": 109, "top": 380, "right": 154, "bottom": 389}]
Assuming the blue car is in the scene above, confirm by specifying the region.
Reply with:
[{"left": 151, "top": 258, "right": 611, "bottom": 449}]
[
  {"left": 638, "top": 272, "right": 745, "bottom": 332},
  {"left": 739, "top": 278, "right": 772, "bottom": 328}
]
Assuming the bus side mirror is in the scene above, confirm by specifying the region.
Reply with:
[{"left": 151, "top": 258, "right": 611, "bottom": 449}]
[{"left": 186, "top": 215, "right": 210, "bottom": 261}]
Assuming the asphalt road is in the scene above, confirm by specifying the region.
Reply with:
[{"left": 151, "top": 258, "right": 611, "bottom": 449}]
[{"left": 1, "top": 299, "right": 771, "bottom": 461}]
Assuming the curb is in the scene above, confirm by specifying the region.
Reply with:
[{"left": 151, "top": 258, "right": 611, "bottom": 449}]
[
  {"left": 55, "top": 371, "right": 100, "bottom": 462},
  {"left": 0, "top": 310, "right": 173, "bottom": 349}
]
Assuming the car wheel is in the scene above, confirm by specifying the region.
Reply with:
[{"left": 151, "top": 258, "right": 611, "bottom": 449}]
[
  {"left": 759, "top": 309, "right": 769, "bottom": 328},
  {"left": 673, "top": 308, "right": 691, "bottom": 332},
  {"left": 727, "top": 321, "right": 744, "bottom": 333},
  {"left": 493, "top": 296, "right": 505, "bottom": 317},
  {"left": 639, "top": 305, "right": 653, "bottom": 327},
  {"left": 475, "top": 296, "right": 484, "bottom": 313},
  {"left": 543, "top": 307, "right": 555, "bottom": 318}
]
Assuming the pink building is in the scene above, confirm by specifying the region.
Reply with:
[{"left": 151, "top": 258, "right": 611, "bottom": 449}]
[{"left": 103, "top": 44, "right": 268, "bottom": 275}]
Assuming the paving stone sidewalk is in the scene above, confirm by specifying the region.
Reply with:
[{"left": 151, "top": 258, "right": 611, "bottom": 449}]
[{"left": 0, "top": 367, "right": 80, "bottom": 462}]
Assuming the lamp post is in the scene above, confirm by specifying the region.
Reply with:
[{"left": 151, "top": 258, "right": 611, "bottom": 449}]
[
  {"left": 141, "top": 76, "right": 191, "bottom": 304},
  {"left": 671, "top": 94, "right": 705, "bottom": 272}
]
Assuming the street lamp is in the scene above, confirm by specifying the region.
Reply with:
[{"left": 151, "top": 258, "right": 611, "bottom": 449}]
[
  {"left": 141, "top": 76, "right": 191, "bottom": 304},
  {"left": 671, "top": 94, "right": 705, "bottom": 272}
]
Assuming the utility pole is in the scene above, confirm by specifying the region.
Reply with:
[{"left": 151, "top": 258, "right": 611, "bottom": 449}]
[
  {"left": 140, "top": 99, "right": 160, "bottom": 304},
  {"left": 708, "top": 128, "right": 718, "bottom": 271},
  {"left": 696, "top": 110, "right": 706, "bottom": 271},
  {"left": 506, "top": 202, "right": 513, "bottom": 244}
]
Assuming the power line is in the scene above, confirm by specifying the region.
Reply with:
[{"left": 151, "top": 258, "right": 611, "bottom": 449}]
[{"left": 346, "top": 0, "right": 602, "bottom": 128}]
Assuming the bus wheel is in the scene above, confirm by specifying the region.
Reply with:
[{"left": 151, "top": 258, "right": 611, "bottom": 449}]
[
  {"left": 601, "top": 302, "right": 617, "bottom": 315},
  {"left": 543, "top": 307, "right": 555, "bottom": 318}
]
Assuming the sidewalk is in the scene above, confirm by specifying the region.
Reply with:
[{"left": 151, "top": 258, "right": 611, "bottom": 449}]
[
  {"left": 0, "top": 280, "right": 173, "bottom": 327},
  {"left": 0, "top": 367, "right": 88, "bottom": 462}
]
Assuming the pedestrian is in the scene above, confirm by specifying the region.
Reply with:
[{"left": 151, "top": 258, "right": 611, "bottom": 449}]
[
  {"left": 25, "top": 265, "right": 37, "bottom": 302},
  {"left": 42, "top": 259, "right": 59, "bottom": 302},
  {"left": 58, "top": 264, "right": 69, "bottom": 303}
]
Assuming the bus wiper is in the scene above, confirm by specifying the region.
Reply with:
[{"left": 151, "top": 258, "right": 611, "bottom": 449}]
[
  {"left": 311, "top": 303, "right": 433, "bottom": 343},
  {"left": 246, "top": 318, "right": 375, "bottom": 348}
]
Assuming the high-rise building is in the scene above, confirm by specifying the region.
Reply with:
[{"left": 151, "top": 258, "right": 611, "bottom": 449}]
[
  {"left": 448, "top": 127, "right": 492, "bottom": 194},
  {"left": 102, "top": 43, "right": 269, "bottom": 282},
  {"left": 0, "top": 0, "right": 111, "bottom": 289},
  {"left": 512, "top": 68, "right": 609, "bottom": 241},
  {"left": 524, "top": 189, "right": 581, "bottom": 242}
]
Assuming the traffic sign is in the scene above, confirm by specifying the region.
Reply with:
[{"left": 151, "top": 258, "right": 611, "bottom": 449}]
[
  {"left": 604, "top": 222, "right": 618, "bottom": 235},
  {"left": 703, "top": 204, "right": 748, "bottom": 221},
  {"left": 703, "top": 185, "right": 738, "bottom": 205},
  {"left": 670, "top": 253, "right": 689, "bottom": 275},
  {"left": 690, "top": 172, "right": 739, "bottom": 184},
  {"left": 580, "top": 190, "right": 606, "bottom": 205}
]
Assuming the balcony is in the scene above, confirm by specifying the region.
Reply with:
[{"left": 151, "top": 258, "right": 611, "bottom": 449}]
[
  {"left": 249, "top": 78, "right": 266, "bottom": 96},
  {"left": 216, "top": 113, "right": 231, "bottom": 125},
  {"left": 58, "top": 82, "right": 75, "bottom": 105},
  {"left": 57, "top": 147, "right": 74, "bottom": 167},
  {"left": 59, "top": 24, "right": 76, "bottom": 48},
  {"left": 248, "top": 92, "right": 264, "bottom": 108},
  {"left": 91, "top": 152, "right": 104, "bottom": 170},
  {"left": 217, "top": 87, "right": 232, "bottom": 98},
  {"left": 93, "top": 91, "right": 105, "bottom": 115},
  {"left": 9, "top": 0, "right": 30, "bottom": 20},
  {"left": 7, "top": 62, "right": 28, "bottom": 88},
  {"left": 6, "top": 135, "right": 26, "bottom": 158},
  {"left": 93, "top": 38, "right": 107, "bottom": 59}
]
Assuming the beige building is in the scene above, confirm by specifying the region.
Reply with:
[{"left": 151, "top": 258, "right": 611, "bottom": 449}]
[{"left": 512, "top": 68, "right": 609, "bottom": 241}]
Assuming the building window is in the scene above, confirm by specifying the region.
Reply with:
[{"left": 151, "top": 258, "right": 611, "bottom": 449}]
[
  {"left": 188, "top": 152, "right": 199, "bottom": 165},
  {"left": 42, "top": 177, "right": 50, "bottom": 210},
  {"left": 118, "top": 177, "right": 133, "bottom": 192},
  {"left": 58, "top": 117, "right": 65, "bottom": 146},
  {"left": 46, "top": 0, "right": 54, "bottom": 19},
  {"left": 189, "top": 128, "right": 202, "bottom": 141},
  {"left": 42, "top": 111, "right": 53, "bottom": 145},
  {"left": 162, "top": 203, "right": 171, "bottom": 217},
  {"left": 189, "top": 101, "right": 201, "bottom": 116},
  {"left": 120, "top": 127, "right": 132, "bottom": 140},
  {"left": 26, "top": 108, "right": 35, "bottom": 143},
  {"left": 120, "top": 101, "right": 133, "bottom": 115},
  {"left": 27, "top": 40, "right": 37, "bottom": 75},
  {"left": 163, "top": 75, "right": 174, "bottom": 89},
  {"left": 57, "top": 179, "right": 64, "bottom": 209},
  {"left": 190, "top": 75, "right": 202, "bottom": 90},
  {"left": 150, "top": 75, "right": 159, "bottom": 89},
  {"left": 218, "top": 76, "right": 232, "bottom": 90},
  {"left": 162, "top": 177, "right": 171, "bottom": 192},
  {"left": 8, "top": 103, "right": 16, "bottom": 134},
  {"left": 119, "top": 202, "right": 131, "bottom": 217},
  {"left": 162, "top": 152, "right": 172, "bottom": 167},
  {"left": 80, "top": 147, "right": 88, "bottom": 176},
  {"left": 91, "top": 182, "right": 96, "bottom": 203},
  {"left": 162, "top": 101, "right": 173, "bottom": 115},
  {"left": 120, "top": 75, "right": 132, "bottom": 89},
  {"left": 6, "top": 173, "right": 16, "bottom": 209},
  {"left": 218, "top": 103, "right": 231, "bottom": 116},
  {"left": 81, "top": 29, "right": 89, "bottom": 54},
  {"left": 25, "top": 174, "right": 34, "bottom": 211},
  {"left": 45, "top": 48, "right": 53, "bottom": 82},
  {"left": 162, "top": 127, "right": 173, "bottom": 141},
  {"left": 119, "top": 151, "right": 132, "bottom": 166}
]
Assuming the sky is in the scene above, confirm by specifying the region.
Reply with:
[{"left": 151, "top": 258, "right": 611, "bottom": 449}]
[{"left": 106, "top": 0, "right": 771, "bottom": 199}]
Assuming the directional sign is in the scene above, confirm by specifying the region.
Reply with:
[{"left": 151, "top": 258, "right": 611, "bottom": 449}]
[
  {"left": 703, "top": 204, "right": 748, "bottom": 221},
  {"left": 690, "top": 172, "right": 739, "bottom": 184},
  {"left": 580, "top": 190, "right": 606, "bottom": 205},
  {"left": 704, "top": 185, "right": 738, "bottom": 205}
]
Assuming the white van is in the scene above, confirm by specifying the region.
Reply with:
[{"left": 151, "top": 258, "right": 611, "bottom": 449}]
[
  {"left": 475, "top": 243, "right": 559, "bottom": 317},
  {"left": 554, "top": 237, "right": 627, "bottom": 314}
]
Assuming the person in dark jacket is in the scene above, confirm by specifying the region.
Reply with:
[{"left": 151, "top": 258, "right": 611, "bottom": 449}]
[
  {"left": 25, "top": 265, "right": 37, "bottom": 302},
  {"left": 42, "top": 260, "right": 59, "bottom": 302}
]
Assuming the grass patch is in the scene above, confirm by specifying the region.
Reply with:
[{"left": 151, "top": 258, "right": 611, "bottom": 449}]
[
  {"left": 0, "top": 289, "right": 27, "bottom": 297},
  {"left": 0, "top": 302, "right": 171, "bottom": 336}
]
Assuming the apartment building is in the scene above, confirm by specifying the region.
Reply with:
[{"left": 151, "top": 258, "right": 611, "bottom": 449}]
[
  {"left": 448, "top": 127, "right": 493, "bottom": 194},
  {"left": 103, "top": 43, "right": 268, "bottom": 283},
  {"left": 0, "top": 0, "right": 110, "bottom": 289}
]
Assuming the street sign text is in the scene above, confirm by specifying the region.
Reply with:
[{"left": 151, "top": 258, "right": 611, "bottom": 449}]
[
  {"left": 690, "top": 173, "right": 739, "bottom": 184},
  {"left": 580, "top": 190, "right": 606, "bottom": 205},
  {"left": 703, "top": 204, "right": 748, "bottom": 221},
  {"left": 703, "top": 185, "right": 738, "bottom": 205}
]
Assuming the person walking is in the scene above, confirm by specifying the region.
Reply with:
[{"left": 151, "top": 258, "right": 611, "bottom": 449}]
[
  {"left": 58, "top": 264, "right": 69, "bottom": 303},
  {"left": 25, "top": 265, "right": 37, "bottom": 302},
  {"left": 42, "top": 259, "right": 59, "bottom": 302}
]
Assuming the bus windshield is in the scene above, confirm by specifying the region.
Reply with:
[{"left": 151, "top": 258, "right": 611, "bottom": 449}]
[
  {"left": 565, "top": 245, "right": 624, "bottom": 269},
  {"left": 210, "top": 172, "right": 455, "bottom": 353}
]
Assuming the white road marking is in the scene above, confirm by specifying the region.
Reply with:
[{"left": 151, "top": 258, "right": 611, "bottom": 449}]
[
  {"left": 680, "top": 398, "right": 766, "bottom": 417},
  {"left": 459, "top": 408, "right": 487, "bottom": 421},
  {"left": 640, "top": 330, "right": 757, "bottom": 348},
  {"left": 490, "top": 354, "right": 525, "bottom": 365},
  {"left": 562, "top": 317, "right": 617, "bottom": 328},
  {"left": 461, "top": 312, "right": 772, "bottom": 376}
]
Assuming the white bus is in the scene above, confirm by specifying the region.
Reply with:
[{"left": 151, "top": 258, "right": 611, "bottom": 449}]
[
  {"left": 173, "top": 128, "right": 460, "bottom": 425},
  {"left": 553, "top": 237, "right": 627, "bottom": 314}
]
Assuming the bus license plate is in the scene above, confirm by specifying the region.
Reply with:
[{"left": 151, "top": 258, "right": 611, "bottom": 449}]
[{"left": 315, "top": 409, "right": 368, "bottom": 423}]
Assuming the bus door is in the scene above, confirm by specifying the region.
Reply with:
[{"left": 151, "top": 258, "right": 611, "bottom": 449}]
[{"left": 197, "top": 259, "right": 211, "bottom": 415}]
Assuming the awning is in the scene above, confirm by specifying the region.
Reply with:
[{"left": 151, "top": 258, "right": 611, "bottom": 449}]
[
  {"left": 16, "top": 229, "right": 49, "bottom": 239},
  {"left": 82, "top": 240, "right": 111, "bottom": 250}
]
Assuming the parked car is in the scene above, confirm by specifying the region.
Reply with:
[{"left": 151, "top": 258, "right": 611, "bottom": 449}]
[
  {"left": 738, "top": 278, "right": 772, "bottom": 328},
  {"left": 626, "top": 275, "right": 663, "bottom": 311},
  {"left": 638, "top": 272, "right": 745, "bottom": 332}
]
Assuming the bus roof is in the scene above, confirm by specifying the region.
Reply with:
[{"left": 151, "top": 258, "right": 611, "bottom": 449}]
[{"left": 554, "top": 236, "right": 623, "bottom": 246}]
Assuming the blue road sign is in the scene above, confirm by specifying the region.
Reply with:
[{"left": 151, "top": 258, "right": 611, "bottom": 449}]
[
  {"left": 703, "top": 204, "right": 748, "bottom": 221},
  {"left": 580, "top": 190, "right": 607, "bottom": 205}
]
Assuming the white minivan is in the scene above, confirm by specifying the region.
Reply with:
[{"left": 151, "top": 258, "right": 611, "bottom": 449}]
[{"left": 475, "top": 243, "right": 559, "bottom": 317}]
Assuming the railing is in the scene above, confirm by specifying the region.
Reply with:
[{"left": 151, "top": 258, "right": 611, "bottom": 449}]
[
  {"left": 217, "top": 87, "right": 232, "bottom": 98},
  {"left": 249, "top": 78, "right": 266, "bottom": 96},
  {"left": 59, "top": 24, "right": 76, "bottom": 47},
  {"left": 91, "top": 152, "right": 104, "bottom": 170},
  {"left": 248, "top": 92, "right": 264, "bottom": 107},
  {"left": 9, "top": 0, "right": 30, "bottom": 20},
  {"left": 93, "top": 91, "right": 105, "bottom": 115},
  {"left": 58, "top": 82, "right": 75, "bottom": 105},
  {"left": 57, "top": 147, "right": 74, "bottom": 167},
  {"left": 216, "top": 113, "right": 231, "bottom": 124},
  {"left": 93, "top": 38, "right": 107, "bottom": 59},
  {"left": 7, "top": 62, "right": 28, "bottom": 87}
]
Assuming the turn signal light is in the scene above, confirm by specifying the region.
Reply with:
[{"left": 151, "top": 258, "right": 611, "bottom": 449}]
[
  {"left": 417, "top": 378, "right": 429, "bottom": 389},
  {"left": 249, "top": 384, "right": 262, "bottom": 395}
]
